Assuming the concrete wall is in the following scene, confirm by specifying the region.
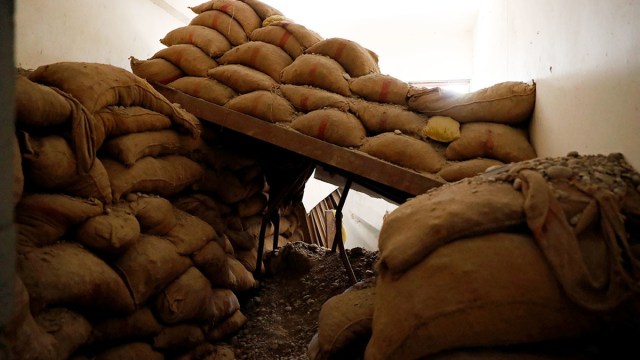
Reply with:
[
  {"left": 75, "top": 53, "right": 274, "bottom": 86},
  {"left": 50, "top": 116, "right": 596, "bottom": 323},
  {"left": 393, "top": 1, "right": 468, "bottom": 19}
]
[{"left": 473, "top": 0, "right": 640, "bottom": 170}]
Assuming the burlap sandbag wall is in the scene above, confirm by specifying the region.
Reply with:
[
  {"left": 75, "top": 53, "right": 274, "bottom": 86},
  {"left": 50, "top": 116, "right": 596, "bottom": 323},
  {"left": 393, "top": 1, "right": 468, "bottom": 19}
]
[
  {"left": 129, "top": 0, "right": 538, "bottom": 184},
  {"left": 4, "top": 63, "right": 305, "bottom": 359}
]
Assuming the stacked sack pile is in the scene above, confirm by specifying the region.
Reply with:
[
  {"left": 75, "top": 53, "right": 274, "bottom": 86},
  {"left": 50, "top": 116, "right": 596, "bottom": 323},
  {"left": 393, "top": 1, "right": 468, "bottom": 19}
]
[
  {"left": 4, "top": 62, "right": 304, "bottom": 359},
  {"left": 131, "top": 0, "right": 538, "bottom": 183},
  {"left": 309, "top": 152, "right": 640, "bottom": 359}
]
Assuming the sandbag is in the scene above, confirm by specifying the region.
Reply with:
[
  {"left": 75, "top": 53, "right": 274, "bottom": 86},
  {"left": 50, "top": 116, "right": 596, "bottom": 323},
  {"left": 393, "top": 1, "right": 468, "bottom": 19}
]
[
  {"left": 190, "top": 0, "right": 262, "bottom": 35},
  {"left": 198, "top": 168, "right": 263, "bottom": 204},
  {"left": 407, "top": 81, "right": 536, "bottom": 124},
  {"left": 152, "top": 44, "right": 219, "bottom": 77},
  {"left": 16, "top": 193, "right": 104, "bottom": 250},
  {"left": 209, "top": 288, "right": 241, "bottom": 322},
  {"left": 314, "top": 287, "right": 375, "bottom": 360},
  {"left": 153, "top": 324, "right": 205, "bottom": 351},
  {"left": 15, "top": 74, "right": 71, "bottom": 129},
  {"left": 196, "top": 141, "right": 257, "bottom": 171},
  {"left": 366, "top": 233, "right": 598, "bottom": 360},
  {"left": 173, "top": 193, "right": 227, "bottom": 235},
  {"left": 206, "top": 310, "right": 247, "bottom": 341},
  {"left": 174, "top": 343, "right": 237, "bottom": 360},
  {"left": 377, "top": 179, "right": 525, "bottom": 276},
  {"left": 75, "top": 206, "right": 140, "bottom": 254},
  {"left": 207, "top": 64, "right": 278, "bottom": 93},
  {"left": 165, "top": 208, "right": 217, "bottom": 255},
  {"left": 305, "top": 37, "right": 380, "bottom": 77},
  {"left": 168, "top": 76, "right": 237, "bottom": 105},
  {"left": 161, "top": 25, "right": 232, "bottom": 57},
  {"left": 102, "top": 129, "right": 203, "bottom": 166},
  {"left": 280, "top": 84, "right": 350, "bottom": 112},
  {"left": 218, "top": 40, "right": 293, "bottom": 81},
  {"left": 190, "top": 10, "right": 248, "bottom": 46},
  {"left": 95, "top": 106, "right": 173, "bottom": 137},
  {"left": 94, "top": 342, "right": 164, "bottom": 360},
  {"left": 250, "top": 25, "right": 304, "bottom": 59},
  {"left": 227, "top": 256, "right": 258, "bottom": 292},
  {"left": 129, "top": 56, "right": 184, "bottom": 85},
  {"left": 18, "top": 242, "right": 135, "bottom": 313},
  {"left": 445, "top": 122, "right": 537, "bottom": 163},
  {"left": 224, "top": 90, "right": 297, "bottom": 123},
  {"left": 359, "top": 133, "right": 445, "bottom": 174},
  {"left": 114, "top": 234, "right": 192, "bottom": 305},
  {"left": 349, "top": 99, "right": 427, "bottom": 137},
  {"left": 34, "top": 307, "right": 92, "bottom": 360},
  {"left": 349, "top": 73, "right": 409, "bottom": 106},
  {"left": 103, "top": 155, "right": 204, "bottom": 201},
  {"left": 21, "top": 134, "right": 112, "bottom": 202},
  {"left": 438, "top": 158, "right": 505, "bottom": 182},
  {"left": 423, "top": 115, "right": 461, "bottom": 143},
  {"left": 240, "top": 0, "right": 283, "bottom": 20},
  {"left": 89, "top": 307, "right": 163, "bottom": 345},
  {"left": 155, "top": 267, "right": 215, "bottom": 324},
  {"left": 225, "top": 229, "right": 257, "bottom": 251},
  {"left": 270, "top": 21, "right": 323, "bottom": 49},
  {"left": 280, "top": 54, "right": 352, "bottom": 97},
  {"left": 192, "top": 240, "right": 231, "bottom": 287},
  {"left": 236, "top": 191, "right": 268, "bottom": 217},
  {"left": 291, "top": 108, "right": 366, "bottom": 147},
  {"left": 128, "top": 195, "right": 177, "bottom": 235}
]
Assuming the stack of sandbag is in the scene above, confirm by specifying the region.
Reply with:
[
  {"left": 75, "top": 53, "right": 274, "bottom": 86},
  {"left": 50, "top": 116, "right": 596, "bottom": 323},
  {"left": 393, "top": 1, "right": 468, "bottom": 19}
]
[
  {"left": 309, "top": 152, "right": 640, "bottom": 359},
  {"left": 129, "top": 0, "right": 537, "bottom": 182},
  {"left": 5, "top": 63, "right": 284, "bottom": 359}
]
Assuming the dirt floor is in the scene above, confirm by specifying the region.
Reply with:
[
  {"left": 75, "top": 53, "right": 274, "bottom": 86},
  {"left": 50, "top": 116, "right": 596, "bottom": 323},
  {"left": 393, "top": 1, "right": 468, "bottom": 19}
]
[{"left": 230, "top": 242, "right": 378, "bottom": 360}]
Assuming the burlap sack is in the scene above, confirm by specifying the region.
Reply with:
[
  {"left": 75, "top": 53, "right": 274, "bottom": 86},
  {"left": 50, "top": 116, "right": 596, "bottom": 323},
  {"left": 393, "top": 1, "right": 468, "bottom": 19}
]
[
  {"left": 377, "top": 179, "right": 524, "bottom": 276},
  {"left": 305, "top": 37, "right": 380, "bottom": 78},
  {"left": 349, "top": 73, "right": 409, "bottom": 106},
  {"left": 129, "top": 56, "right": 184, "bottom": 85},
  {"left": 359, "top": 133, "right": 445, "bottom": 174},
  {"left": 28, "top": 62, "right": 201, "bottom": 139},
  {"left": 155, "top": 267, "right": 215, "bottom": 324},
  {"left": 34, "top": 307, "right": 92, "bottom": 360},
  {"left": 237, "top": 191, "right": 268, "bottom": 217},
  {"left": 161, "top": 25, "right": 232, "bottom": 57},
  {"left": 349, "top": 99, "right": 427, "bottom": 137},
  {"left": 407, "top": 81, "right": 536, "bottom": 124},
  {"left": 115, "top": 234, "right": 192, "bottom": 305},
  {"left": 241, "top": 215, "right": 274, "bottom": 238},
  {"left": 103, "top": 129, "right": 202, "bottom": 166},
  {"left": 240, "top": 0, "right": 283, "bottom": 20},
  {"left": 173, "top": 193, "right": 227, "bottom": 235},
  {"left": 250, "top": 25, "right": 305, "bottom": 59},
  {"left": 95, "top": 106, "right": 173, "bottom": 137},
  {"left": 208, "top": 64, "right": 278, "bottom": 93},
  {"left": 152, "top": 44, "right": 219, "bottom": 77},
  {"left": 280, "top": 84, "right": 350, "bottom": 112},
  {"left": 152, "top": 324, "right": 205, "bottom": 351},
  {"left": 445, "top": 122, "right": 537, "bottom": 163},
  {"left": 168, "top": 76, "right": 237, "bottom": 105},
  {"left": 75, "top": 206, "right": 141, "bottom": 254},
  {"left": 280, "top": 54, "right": 352, "bottom": 97},
  {"left": 94, "top": 342, "right": 164, "bottom": 360},
  {"left": 128, "top": 195, "right": 177, "bottom": 235},
  {"left": 103, "top": 155, "right": 204, "bottom": 201},
  {"left": 438, "top": 158, "right": 505, "bottom": 182},
  {"left": 190, "top": 10, "right": 248, "bottom": 46},
  {"left": 192, "top": 240, "right": 231, "bottom": 287},
  {"left": 270, "top": 21, "right": 323, "bottom": 49},
  {"left": 366, "top": 233, "right": 598, "bottom": 360},
  {"left": 314, "top": 287, "right": 375, "bottom": 360},
  {"left": 190, "top": 0, "right": 262, "bottom": 35},
  {"left": 225, "top": 229, "right": 257, "bottom": 251},
  {"left": 218, "top": 40, "right": 293, "bottom": 81},
  {"left": 21, "top": 134, "right": 112, "bottom": 202},
  {"left": 206, "top": 310, "right": 247, "bottom": 341},
  {"left": 198, "top": 168, "right": 263, "bottom": 204},
  {"left": 15, "top": 74, "right": 71, "bottom": 128},
  {"left": 18, "top": 242, "right": 135, "bottom": 313},
  {"left": 165, "top": 208, "right": 217, "bottom": 255},
  {"left": 227, "top": 256, "right": 257, "bottom": 291},
  {"left": 16, "top": 193, "right": 104, "bottom": 250},
  {"left": 423, "top": 115, "right": 461, "bottom": 143},
  {"left": 291, "top": 108, "right": 366, "bottom": 147},
  {"left": 197, "top": 141, "right": 257, "bottom": 171},
  {"left": 90, "top": 307, "right": 163, "bottom": 345},
  {"left": 224, "top": 90, "right": 297, "bottom": 123},
  {"left": 174, "top": 343, "right": 237, "bottom": 360},
  {"left": 209, "top": 288, "right": 241, "bottom": 322}
]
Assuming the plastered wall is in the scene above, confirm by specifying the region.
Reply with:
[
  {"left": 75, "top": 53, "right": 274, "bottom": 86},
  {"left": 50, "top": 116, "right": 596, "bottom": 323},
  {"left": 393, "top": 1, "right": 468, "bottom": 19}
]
[{"left": 473, "top": 0, "right": 640, "bottom": 170}]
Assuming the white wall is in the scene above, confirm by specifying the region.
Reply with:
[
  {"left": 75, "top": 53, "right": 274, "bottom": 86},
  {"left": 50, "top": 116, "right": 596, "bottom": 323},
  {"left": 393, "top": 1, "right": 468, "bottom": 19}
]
[
  {"left": 473, "top": 0, "right": 640, "bottom": 170},
  {"left": 15, "top": 0, "right": 189, "bottom": 70}
]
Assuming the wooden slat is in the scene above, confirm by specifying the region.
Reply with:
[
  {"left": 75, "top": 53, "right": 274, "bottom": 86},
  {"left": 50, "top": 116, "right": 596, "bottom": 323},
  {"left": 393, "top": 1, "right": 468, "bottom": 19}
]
[{"left": 154, "top": 84, "right": 445, "bottom": 198}]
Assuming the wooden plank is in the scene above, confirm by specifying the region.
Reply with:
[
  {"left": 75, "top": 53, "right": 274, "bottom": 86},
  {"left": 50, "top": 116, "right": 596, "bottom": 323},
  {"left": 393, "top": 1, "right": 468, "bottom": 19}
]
[{"left": 154, "top": 83, "right": 445, "bottom": 197}]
